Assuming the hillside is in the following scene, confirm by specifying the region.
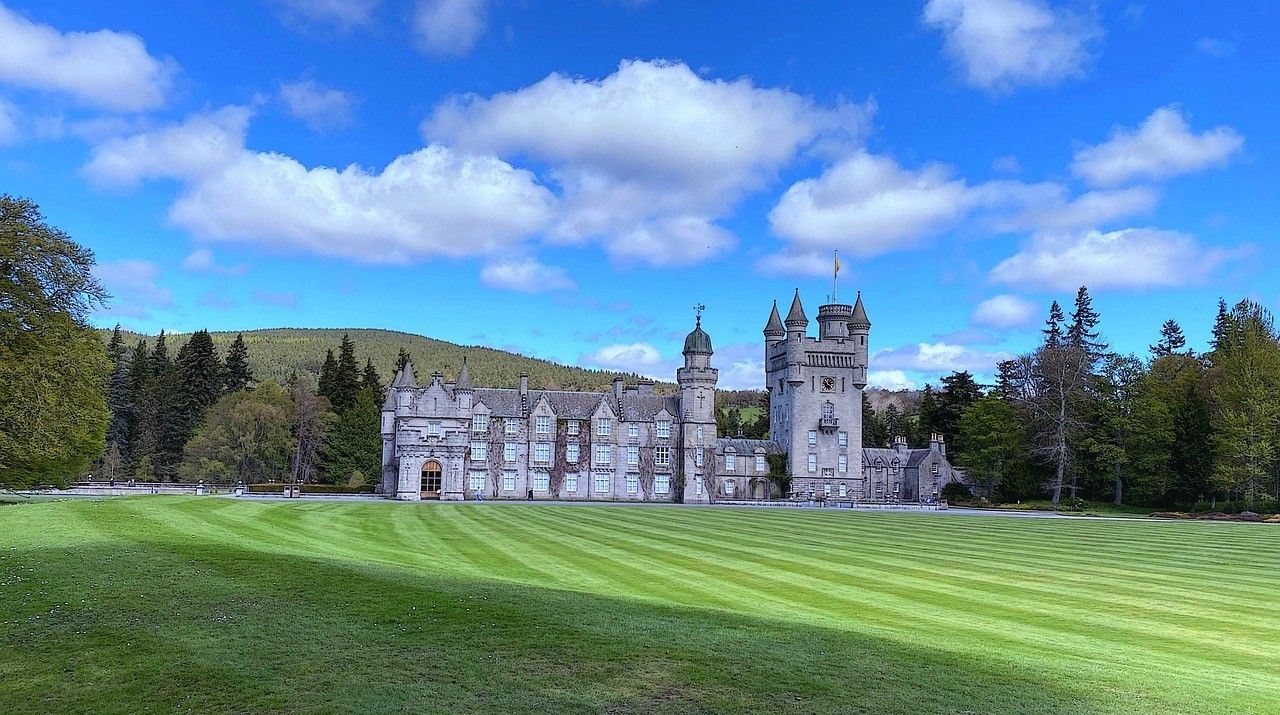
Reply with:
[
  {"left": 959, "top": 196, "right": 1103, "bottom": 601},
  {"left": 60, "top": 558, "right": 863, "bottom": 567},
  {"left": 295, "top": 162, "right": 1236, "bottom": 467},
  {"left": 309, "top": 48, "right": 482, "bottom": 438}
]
[{"left": 102, "top": 327, "right": 674, "bottom": 392}]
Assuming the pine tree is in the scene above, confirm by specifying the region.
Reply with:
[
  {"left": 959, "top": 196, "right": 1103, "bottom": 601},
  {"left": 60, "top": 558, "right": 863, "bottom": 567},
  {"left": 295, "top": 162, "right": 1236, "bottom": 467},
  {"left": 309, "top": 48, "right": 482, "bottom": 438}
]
[
  {"left": 329, "top": 333, "right": 361, "bottom": 412},
  {"left": 318, "top": 349, "right": 337, "bottom": 404},
  {"left": 1043, "top": 301, "right": 1065, "bottom": 348},
  {"left": 1067, "top": 286, "right": 1107, "bottom": 365},
  {"left": 175, "top": 329, "right": 224, "bottom": 450},
  {"left": 883, "top": 403, "right": 904, "bottom": 442},
  {"left": 361, "top": 358, "right": 382, "bottom": 394},
  {"left": 1210, "top": 298, "right": 1229, "bottom": 351},
  {"left": 396, "top": 347, "right": 412, "bottom": 372},
  {"left": 913, "top": 385, "right": 942, "bottom": 445},
  {"left": 125, "top": 339, "right": 150, "bottom": 463},
  {"left": 104, "top": 325, "right": 132, "bottom": 460},
  {"left": 321, "top": 387, "right": 381, "bottom": 485},
  {"left": 224, "top": 332, "right": 253, "bottom": 392},
  {"left": 1150, "top": 319, "right": 1187, "bottom": 358},
  {"left": 938, "top": 371, "right": 982, "bottom": 456},
  {"left": 1208, "top": 300, "right": 1280, "bottom": 507}
]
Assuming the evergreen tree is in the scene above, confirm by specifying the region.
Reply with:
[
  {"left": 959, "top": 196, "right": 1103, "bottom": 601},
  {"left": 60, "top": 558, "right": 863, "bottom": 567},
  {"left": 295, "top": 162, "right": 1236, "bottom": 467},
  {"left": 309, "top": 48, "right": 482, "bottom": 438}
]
[
  {"left": 125, "top": 339, "right": 150, "bottom": 462},
  {"left": 862, "top": 393, "right": 888, "bottom": 448},
  {"left": 318, "top": 349, "right": 338, "bottom": 403},
  {"left": 329, "top": 333, "right": 361, "bottom": 412},
  {"left": 912, "top": 385, "right": 942, "bottom": 445},
  {"left": 104, "top": 325, "right": 132, "bottom": 460},
  {"left": 1043, "top": 301, "right": 1065, "bottom": 348},
  {"left": 956, "top": 396, "right": 1026, "bottom": 500},
  {"left": 937, "top": 371, "right": 982, "bottom": 456},
  {"left": 1208, "top": 300, "right": 1280, "bottom": 507},
  {"left": 174, "top": 329, "right": 224, "bottom": 450},
  {"left": 1210, "top": 298, "right": 1230, "bottom": 351},
  {"left": 224, "top": 332, "right": 253, "bottom": 392},
  {"left": 1150, "top": 319, "right": 1187, "bottom": 358},
  {"left": 321, "top": 387, "right": 381, "bottom": 486},
  {"left": 396, "top": 347, "right": 412, "bottom": 373},
  {"left": 361, "top": 358, "right": 382, "bottom": 394},
  {"left": 882, "top": 403, "right": 904, "bottom": 442},
  {"left": 1068, "top": 286, "right": 1107, "bottom": 366}
]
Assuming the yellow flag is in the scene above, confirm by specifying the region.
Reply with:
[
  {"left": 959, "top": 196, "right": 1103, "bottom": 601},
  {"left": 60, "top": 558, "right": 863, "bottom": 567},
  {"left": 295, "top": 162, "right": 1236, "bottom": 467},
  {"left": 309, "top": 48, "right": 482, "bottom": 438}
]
[{"left": 834, "top": 251, "right": 840, "bottom": 277}]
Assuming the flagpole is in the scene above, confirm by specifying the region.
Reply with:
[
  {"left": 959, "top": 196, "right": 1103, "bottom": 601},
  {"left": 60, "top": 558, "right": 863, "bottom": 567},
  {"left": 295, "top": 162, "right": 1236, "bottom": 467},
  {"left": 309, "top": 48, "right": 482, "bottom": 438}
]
[{"left": 833, "top": 250, "right": 839, "bottom": 303}]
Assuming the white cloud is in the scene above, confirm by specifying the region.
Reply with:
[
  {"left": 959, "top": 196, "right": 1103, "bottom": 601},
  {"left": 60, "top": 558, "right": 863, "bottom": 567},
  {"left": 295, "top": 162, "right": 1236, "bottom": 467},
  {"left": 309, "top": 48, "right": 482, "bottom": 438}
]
[
  {"left": 971, "top": 294, "right": 1037, "bottom": 329},
  {"left": 84, "top": 107, "right": 556, "bottom": 264},
  {"left": 479, "top": 257, "right": 575, "bottom": 293},
  {"left": 0, "top": 4, "right": 176, "bottom": 111},
  {"left": 579, "top": 342, "right": 671, "bottom": 379},
  {"left": 1071, "top": 105, "right": 1244, "bottom": 186},
  {"left": 93, "top": 259, "right": 172, "bottom": 319},
  {"left": 713, "top": 342, "right": 767, "bottom": 390},
  {"left": 874, "top": 342, "right": 1013, "bottom": 374},
  {"left": 425, "top": 59, "right": 867, "bottom": 265},
  {"left": 990, "top": 227, "right": 1234, "bottom": 290},
  {"left": 868, "top": 370, "right": 918, "bottom": 391},
  {"left": 280, "top": 79, "right": 356, "bottom": 132},
  {"left": 181, "top": 248, "right": 249, "bottom": 276},
  {"left": 271, "top": 0, "right": 379, "bottom": 28},
  {"left": 414, "top": 0, "right": 487, "bottom": 56},
  {"left": 922, "top": 0, "right": 1101, "bottom": 91},
  {"left": 768, "top": 152, "right": 975, "bottom": 258},
  {"left": 83, "top": 105, "right": 251, "bottom": 187},
  {"left": 995, "top": 185, "right": 1160, "bottom": 232}
]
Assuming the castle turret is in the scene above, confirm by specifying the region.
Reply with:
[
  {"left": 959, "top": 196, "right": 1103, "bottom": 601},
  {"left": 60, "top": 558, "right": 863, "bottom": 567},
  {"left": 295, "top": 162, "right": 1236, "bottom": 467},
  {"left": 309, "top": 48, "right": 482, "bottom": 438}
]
[
  {"left": 817, "top": 303, "right": 852, "bottom": 340},
  {"left": 678, "top": 314, "right": 718, "bottom": 504},
  {"left": 849, "top": 292, "right": 870, "bottom": 389},
  {"left": 392, "top": 359, "right": 416, "bottom": 410},
  {"left": 763, "top": 300, "right": 785, "bottom": 346},
  {"left": 784, "top": 289, "right": 808, "bottom": 340}
]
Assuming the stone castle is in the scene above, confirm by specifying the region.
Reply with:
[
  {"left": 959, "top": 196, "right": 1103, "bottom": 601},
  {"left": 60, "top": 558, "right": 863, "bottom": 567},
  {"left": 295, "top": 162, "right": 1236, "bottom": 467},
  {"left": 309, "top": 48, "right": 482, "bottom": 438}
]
[{"left": 380, "top": 292, "right": 957, "bottom": 502}]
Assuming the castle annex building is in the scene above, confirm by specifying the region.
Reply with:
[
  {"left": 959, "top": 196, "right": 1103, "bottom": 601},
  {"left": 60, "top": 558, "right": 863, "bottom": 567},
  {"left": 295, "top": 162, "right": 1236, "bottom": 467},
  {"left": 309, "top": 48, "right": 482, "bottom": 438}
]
[{"left": 380, "top": 293, "right": 957, "bottom": 502}]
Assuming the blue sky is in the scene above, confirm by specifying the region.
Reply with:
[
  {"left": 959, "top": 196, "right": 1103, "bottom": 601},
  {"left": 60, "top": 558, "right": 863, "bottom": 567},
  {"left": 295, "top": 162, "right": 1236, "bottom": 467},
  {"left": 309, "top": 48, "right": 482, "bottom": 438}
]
[{"left": 2, "top": 1, "right": 1276, "bottom": 390}]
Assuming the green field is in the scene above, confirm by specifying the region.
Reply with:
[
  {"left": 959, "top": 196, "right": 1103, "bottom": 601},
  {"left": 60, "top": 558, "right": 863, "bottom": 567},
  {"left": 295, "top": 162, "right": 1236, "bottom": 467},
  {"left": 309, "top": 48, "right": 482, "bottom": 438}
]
[{"left": 2, "top": 498, "right": 1278, "bottom": 713}]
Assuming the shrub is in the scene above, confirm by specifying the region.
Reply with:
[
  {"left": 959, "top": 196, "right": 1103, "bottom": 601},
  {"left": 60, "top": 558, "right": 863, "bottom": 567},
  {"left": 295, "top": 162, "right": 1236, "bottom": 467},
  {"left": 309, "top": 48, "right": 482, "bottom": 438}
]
[{"left": 941, "top": 482, "right": 972, "bottom": 501}]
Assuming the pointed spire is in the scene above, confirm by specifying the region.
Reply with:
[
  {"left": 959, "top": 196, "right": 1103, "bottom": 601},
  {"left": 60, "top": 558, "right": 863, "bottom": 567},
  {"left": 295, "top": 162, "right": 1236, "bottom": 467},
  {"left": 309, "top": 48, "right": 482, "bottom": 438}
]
[
  {"left": 382, "top": 386, "right": 396, "bottom": 411},
  {"left": 850, "top": 291, "right": 871, "bottom": 330},
  {"left": 455, "top": 357, "right": 473, "bottom": 391},
  {"left": 391, "top": 359, "right": 417, "bottom": 388},
  {"left": 764, "top": 300, "right": 785, "bottom": 338},
  {"left": 784, "top": 289, "right": 808, "bottom": 329}
]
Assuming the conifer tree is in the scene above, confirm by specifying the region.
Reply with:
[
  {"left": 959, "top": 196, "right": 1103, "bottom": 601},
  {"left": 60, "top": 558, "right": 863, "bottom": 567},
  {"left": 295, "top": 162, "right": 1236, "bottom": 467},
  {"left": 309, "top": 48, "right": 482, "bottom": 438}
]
[
  {"left": 104, "top": 325, "right": 132, "bottom": 460},
  {"left": 224, "top": 332, "right": 253, "bottom": 392},
  {"left": 361, "top": 358, "right": 382, "bottom": 394},
  {"left": 321, "top": 387, "right": 381, "bottom": 485},
  {"left": 1210, "top": 298, "right": 1230, "bottom": 351},
  {"left": 938, "top": 371, "right": 982, "bottom": 456},
  {"left": 1068, "top": 286, "right": 1107, "bottom": 366},
  {"left": 330, "top": 333, "right": 361, "bottom": 412},
  {"left": 125, "top": 339, "right": 150, "bottom": 462},
  {"left": 318, "top": 349, "right": 337, "bottom": 403},
  {"left": 1043, "top": 301, "right": 1065, "bottom": 347},
  {"left": 1150, "top": 319, "right": 1188, "bottom": 358},
  {"left": 396, "top": 347, "right": 412, "bottom": 373},
  {"left": 175, "top": 329, "right": 224, "bottom": 451}
]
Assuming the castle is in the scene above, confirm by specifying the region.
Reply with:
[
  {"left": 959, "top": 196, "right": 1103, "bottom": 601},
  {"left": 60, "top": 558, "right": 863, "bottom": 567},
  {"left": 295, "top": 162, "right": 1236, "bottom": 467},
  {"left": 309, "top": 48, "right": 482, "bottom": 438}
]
[{"left": 380, "top": 292, "right": 957, "bottom": 502}]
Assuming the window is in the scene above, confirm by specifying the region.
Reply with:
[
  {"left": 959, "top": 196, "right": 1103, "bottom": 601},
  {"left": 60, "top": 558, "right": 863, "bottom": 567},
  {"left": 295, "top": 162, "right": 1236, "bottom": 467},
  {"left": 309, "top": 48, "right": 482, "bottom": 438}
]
[
  {"left": 472, "top": 414, "right": 489, "bottom": 433},
  {"left": 627, "top": 446, "right": 639, "bottom": 466},
  {"left": 565, "top": 473, "right": 578, "bottom": 493},
  {"left": 931, "top": 463, "right": 939, "bottom": 475},
  {"left": 655, "top": 445, "right": 671, "bottom": 466},
  {"left": 893, "top": 482, "right": 901, "bottom": 494},
  {"left": 695, "top": 449, "right": 704, "bottom": 467},
  {"left": 595, "top": 473, "right": 609, "bottom": 493},
  {"left": 426, "top": 421, "right": 440, "bottom": 437},
  {"left": 839, "top": 482, "right": 848, "bottom": 497},
  {"left": 808, "top": 431, "right": 817, "bottom": 447},
  {"left": 807, "top": 454, "right": 817, "bottom": 473},
  {"left": 470, "top": 441, "right": 487, "bottom": 461},
  {"left": 725, "top": 480, "right": 736, "bottom": 496},
  {"left": 655, "top": 474, "right": 669, "bottom": 494},
  {"left": 505, "top": 419, "right": 519, "bottom": 436},
  {"left": 695, "top": 476, "right": 703, "bottom": 495},
  {"left": 627, "top": 423, "right": 639, "bottom": 439},
  {"left": 755, "top": 455, "right": 766, "bottom": 472},
  {"left": 533, "top": 442, "right": 550, "bottom": 465},
  {"left": 822, "top": 402, "right": 834, "bottom": 419},
  {"left": 725, "top": 453, "right": 736, "bottom": 471},
  {"left": 891, "top": 459, "right": 900, "bottom": 474},
  {"left": 597, "top": 418, "right": 611, "bottom": 436},
  {"left": 533, "top": 473, "right": 549, "bottom": 492},
  {"left": 595, "top": 445, "right": 611, "bottom": 465},
  {"left": 535, "top": 415, "right": 551, "bottom": 435},
  {"left": 696, "top": 425, "right": 704, "bottom": 444},
  {"left": 626, "top": 474, "right": 638, "bottom": 494},
  {"left": 567, "top": 420, "right": 580, "bottom": 436},
  {"left": 656, "top": 420, "right": 670, "bottom": 438},
  {"left": 566, "top": 443, "right": 580, "bottom": 464},
  {"left": 502, "top": 471, "right": 516, "bottom": 492},
  {"left": 838, "top": 431, "right": 848, "bottom": 447},
  {"left": 824, "top": 483, "right": 832, "bottom": 496},
  {"left": 468, "top": 472, "right": 485, "bottom": 491},
  {"left": 838, "top": 455, "right": 848, "bottom": 473},
  {"left": 504, "top": 442, "right": 517, "bottom": 463}
]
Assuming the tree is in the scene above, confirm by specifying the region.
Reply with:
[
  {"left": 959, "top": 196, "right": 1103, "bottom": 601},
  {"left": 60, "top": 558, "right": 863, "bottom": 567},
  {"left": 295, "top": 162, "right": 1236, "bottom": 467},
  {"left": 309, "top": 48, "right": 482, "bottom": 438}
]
[
  {"left": 175, "top": 329, "right": 224, "bottom": 449},
  {"left": 1208, "top": 300, "right": 1280, "bottom": 507},
  {"left": 956, "top": 396, "right": 1025, "bottom": 500},
  {"left": 104, "top": 325, "right": 133, "bottom": 462},
  {"left": 1003, "top": 343, "right": 1091, "bottom": 503},
  {"left": 224, "top": 332, "right": 253, "bottom": 392},
  {"left": 912, "top": 385, "right": 942, "bottom": 445},
  {"left": 289, "top": 375, "right": 335, "bottom": 484},
  {"left": 1043, "top": 301, "right": 1065, "bottom": 347},
  {"left": 318, "top": 349, "right": 337, "bottom": 403},
  {"left": 361, "top": 358, "right": 382, "bottom": 394},
  {"left": 937, "top": 371, "right": 982, "bottom": 456},
  {"left": 0, "top": 196, "right": 110, "bottom": 488},
  {"left": 179, "top": 381, "right": 295, "bottom": 484},
  {"left": 862, "top": 394, "right": 888, "bottom": 448},
  {"left": 882, "top": 404, "right": 905, "bottom": 443},
  {"left": 396, "top": 347, "right": 412, "bottom": 373},
  {"left": 321, "top": 387, "right": 381, "bottom": 486},
  {"left": 328, "top": 333, "right": 361, "bottom": 412},
  {"left": 1078, "top": 354, "right": 1144, "bottom": 504},
  {"left": 1150, "top": 319, "right": 1187, "bottom": 358},
  {"left": 1067, "top": 286, "right": 1107, "bottom": 366}
]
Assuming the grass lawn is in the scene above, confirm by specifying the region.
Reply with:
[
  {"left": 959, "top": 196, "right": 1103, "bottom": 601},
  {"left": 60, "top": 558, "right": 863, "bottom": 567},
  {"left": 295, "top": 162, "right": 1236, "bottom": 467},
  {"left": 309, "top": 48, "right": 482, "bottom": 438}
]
[{"left": 2, "top": 498, "right": 1278, "bottom": 713}]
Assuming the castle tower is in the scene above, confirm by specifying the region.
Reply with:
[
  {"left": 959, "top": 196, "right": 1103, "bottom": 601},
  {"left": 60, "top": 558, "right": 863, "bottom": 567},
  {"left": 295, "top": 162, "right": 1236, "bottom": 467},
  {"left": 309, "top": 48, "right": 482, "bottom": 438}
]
[
  {"left": 765, "top": 291, "right": 870, "bottom": 496},
  {"left": 678, "top": 314, "right": 718, "bottom": 503}
]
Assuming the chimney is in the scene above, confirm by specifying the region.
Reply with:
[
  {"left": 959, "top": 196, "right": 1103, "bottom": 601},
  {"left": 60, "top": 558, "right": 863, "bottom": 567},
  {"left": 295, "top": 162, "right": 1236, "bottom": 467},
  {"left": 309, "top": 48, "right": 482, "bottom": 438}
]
[
  {"left": 930, "top": 432, "right": 946, "bottom": 456},
  {"left": 519, "top": 373, "right": 529, "bottom": 413},
  {"left": 892, "top": 435, "right": 908, "bottom": 453},
  {"left": 637, "top": 380, "right": 655, "bottom": 396},
  {"left": 613, "top": 377, "right": 624, "bottom": 404}
]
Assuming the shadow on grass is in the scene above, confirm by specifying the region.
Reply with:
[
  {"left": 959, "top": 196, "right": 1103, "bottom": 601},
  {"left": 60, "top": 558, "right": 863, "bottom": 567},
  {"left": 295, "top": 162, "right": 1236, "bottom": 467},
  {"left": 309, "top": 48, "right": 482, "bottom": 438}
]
[{"left": 1, "top": 539, "right": 1110, "bottom": 715}]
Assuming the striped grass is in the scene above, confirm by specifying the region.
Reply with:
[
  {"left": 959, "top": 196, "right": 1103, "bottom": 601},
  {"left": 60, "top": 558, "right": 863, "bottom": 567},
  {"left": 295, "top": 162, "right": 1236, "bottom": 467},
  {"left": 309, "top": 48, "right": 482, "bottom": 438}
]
[{"left": 2, "top": 497, "right": 1278, "bottom": 713}]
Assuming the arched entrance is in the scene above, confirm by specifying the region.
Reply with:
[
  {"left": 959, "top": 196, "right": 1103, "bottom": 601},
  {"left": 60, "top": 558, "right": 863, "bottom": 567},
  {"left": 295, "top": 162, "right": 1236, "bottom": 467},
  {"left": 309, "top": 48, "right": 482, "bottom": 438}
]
[{"left": 420, "top": 460, "right": 443, "bottom": 500}]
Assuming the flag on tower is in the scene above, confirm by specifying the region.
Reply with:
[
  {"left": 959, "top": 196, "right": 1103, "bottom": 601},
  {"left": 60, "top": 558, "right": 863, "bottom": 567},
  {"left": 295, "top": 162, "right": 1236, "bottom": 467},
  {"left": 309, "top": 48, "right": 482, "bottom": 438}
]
[{"left": 834, "top": 250, "right": 840, "bottom": 277}]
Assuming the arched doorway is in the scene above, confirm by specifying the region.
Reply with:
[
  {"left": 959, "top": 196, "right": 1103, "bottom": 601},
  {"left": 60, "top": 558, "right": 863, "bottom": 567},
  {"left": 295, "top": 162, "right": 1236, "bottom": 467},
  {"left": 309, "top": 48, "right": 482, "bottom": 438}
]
[{"left": 420, "top": 461, "right": 443, "bottom": 499}]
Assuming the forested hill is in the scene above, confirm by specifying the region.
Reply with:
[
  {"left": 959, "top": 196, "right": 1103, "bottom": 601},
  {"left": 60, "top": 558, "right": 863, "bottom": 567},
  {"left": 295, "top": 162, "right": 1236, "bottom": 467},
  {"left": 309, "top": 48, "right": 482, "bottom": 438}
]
[{"left": 101, "top": 327, "right": 674, "bottom": 392}]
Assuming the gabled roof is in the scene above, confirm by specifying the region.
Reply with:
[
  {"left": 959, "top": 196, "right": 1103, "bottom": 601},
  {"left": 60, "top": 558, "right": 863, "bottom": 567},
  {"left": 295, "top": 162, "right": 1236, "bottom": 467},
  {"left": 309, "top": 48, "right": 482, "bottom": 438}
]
[{"left": 620, "top": 392, "right": 680, "bottom": 422}]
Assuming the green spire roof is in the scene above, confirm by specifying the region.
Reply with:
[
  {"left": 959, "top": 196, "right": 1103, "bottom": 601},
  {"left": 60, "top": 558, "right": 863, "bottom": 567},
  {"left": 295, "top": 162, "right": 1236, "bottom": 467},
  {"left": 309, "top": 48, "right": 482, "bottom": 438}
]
[{"left": 682, "top": 316, "right": 714, "bottom": 355}]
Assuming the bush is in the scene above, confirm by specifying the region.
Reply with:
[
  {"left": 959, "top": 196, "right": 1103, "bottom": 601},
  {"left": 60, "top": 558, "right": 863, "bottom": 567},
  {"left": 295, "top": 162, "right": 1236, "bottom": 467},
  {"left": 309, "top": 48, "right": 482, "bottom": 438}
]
[
  {"left": 1063, "top": 496, "right": 1086, "bottom": 512},
  {"left": 941, "top": 482, "right": 972, "bottom": 501},
  {"left": 247, "top": 482, "right": 375, "bottom": 495}
]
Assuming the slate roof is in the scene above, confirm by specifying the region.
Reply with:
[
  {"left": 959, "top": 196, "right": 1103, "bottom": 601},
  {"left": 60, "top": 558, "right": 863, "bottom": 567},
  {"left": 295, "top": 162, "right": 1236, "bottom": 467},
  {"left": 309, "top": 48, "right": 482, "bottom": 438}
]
[
  {"left": 621, "top": 392, "right": 680, "bottom": 422},
  {"left": 763, "top": 300, "right": 785, "bottom": 337},
  {"left": 391, "top": 361, "right": 417, "bottom": 388},
  {"left": 717, "top": 437, "right": 785, "bottom": 454},
  {"left": 850, "top": 291, "right": 871, "bottom": 329},
  {"left": 863, "top": 447, "right": 933, "bottom": 470},
  {"left": 785, "top": 289, "right": 808, "bottom": 327},
  {"left": 473, "top": 388, "right": 523, "bottom": 416}
]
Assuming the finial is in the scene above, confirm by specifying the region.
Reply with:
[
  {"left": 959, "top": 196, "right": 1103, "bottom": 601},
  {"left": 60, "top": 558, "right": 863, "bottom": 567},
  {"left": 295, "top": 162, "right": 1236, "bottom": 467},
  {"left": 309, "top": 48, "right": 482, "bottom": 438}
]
[{"left": 694, "top": 302, "right": 705, "bottom": 326}]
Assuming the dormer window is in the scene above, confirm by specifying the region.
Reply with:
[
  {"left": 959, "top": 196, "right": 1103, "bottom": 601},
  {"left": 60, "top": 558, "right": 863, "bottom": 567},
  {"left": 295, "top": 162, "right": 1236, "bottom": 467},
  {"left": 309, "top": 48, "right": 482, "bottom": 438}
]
[{"left": 535, "top": 415, "right": 551, "bottom": 436}]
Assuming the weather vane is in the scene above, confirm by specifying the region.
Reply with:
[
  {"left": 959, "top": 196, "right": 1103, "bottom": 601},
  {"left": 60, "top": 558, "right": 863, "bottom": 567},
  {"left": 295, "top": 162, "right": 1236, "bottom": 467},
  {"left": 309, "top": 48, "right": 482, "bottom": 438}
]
[{"left": 694, "top": 303, "right": 706, "bottom": 321}]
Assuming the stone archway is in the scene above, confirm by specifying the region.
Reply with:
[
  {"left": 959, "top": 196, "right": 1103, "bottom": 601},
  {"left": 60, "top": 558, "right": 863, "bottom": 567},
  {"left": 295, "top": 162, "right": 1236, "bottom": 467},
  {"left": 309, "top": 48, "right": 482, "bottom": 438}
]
[{"left": 420, "top": 460, "right": 443, "bottom": 499}]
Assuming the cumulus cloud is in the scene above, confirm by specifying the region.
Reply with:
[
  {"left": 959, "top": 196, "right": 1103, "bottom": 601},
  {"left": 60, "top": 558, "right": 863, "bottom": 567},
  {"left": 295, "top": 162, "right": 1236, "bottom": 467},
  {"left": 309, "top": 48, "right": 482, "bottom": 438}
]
[
  {"left": 271, "top": 0, "right": 379, "bottom": 28},
  {"left": 922, "top": 0, "right": 1101, "bottom": 91},
  {"left": 479, "top": 256, "right": 575, "bottom": 293},
  {"left": 579, "top": 342, "right": 671, "bottom": 379},
  {"left": 990, "top": 227, "right": 1236, "bottom": 290},
  {"left": 874, "top": 342, "right": 1013, "bottom": 374},
  {"left": 0, "top": 4, "right": 176, "bottom": 111},
  {"left": 84, "top": 107, "right": 556, "bottom": 264},
  {"left": 280, "top": 79, "right": 356, "bottom": 132},
  {"left": 868, "top": 370, "right": 918, "bottom": 391},
  {"left": 425, "top": 59, "right": 868, "bottom": 265},
  {"left": 1071, "top": 105, "right": 1244, "bottom": 186},
  {"left": 971, "top": 294, "right": 1037, "bottom": 329},
  {"left": 181, "top": 248, "right": 249, "bottom": 276},
  {"left": 994, "top": 185, "right": 1160, "bottom": 232},
  {"left": 414, "top": 0, "right": 487, "bottom": 56},
  {"left": 93, "top": 259, "right": 172, "bottom": 319}
]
